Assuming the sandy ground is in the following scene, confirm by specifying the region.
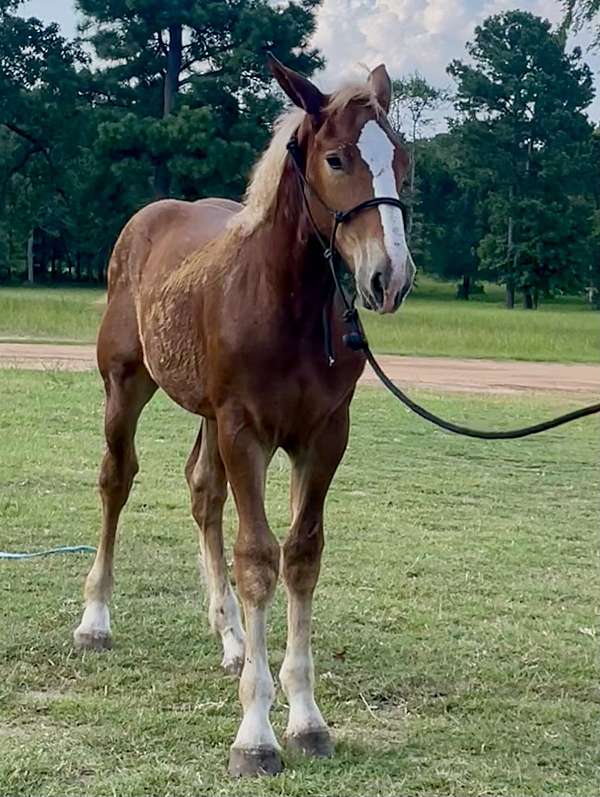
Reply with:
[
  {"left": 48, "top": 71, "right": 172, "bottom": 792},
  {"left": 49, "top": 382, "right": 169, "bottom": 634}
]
[{"left": 0, "top": 342, "right": 598, "bottom": 395}]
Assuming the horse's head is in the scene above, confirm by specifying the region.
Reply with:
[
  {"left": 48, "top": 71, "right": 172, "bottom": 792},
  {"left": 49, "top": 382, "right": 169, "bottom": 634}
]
[{"left": 269, "top": 56, "right": 415, "bottom": 314}]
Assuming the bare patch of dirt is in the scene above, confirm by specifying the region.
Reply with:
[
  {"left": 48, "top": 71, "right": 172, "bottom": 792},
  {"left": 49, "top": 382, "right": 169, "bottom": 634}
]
[{"left": 0, "top": 342, "right": 598, "bottom": 395}]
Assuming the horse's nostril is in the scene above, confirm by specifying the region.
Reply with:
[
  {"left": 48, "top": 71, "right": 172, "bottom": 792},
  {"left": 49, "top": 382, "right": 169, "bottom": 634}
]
[
  {"left": 370, "top": 271, "right": 384, "bottom": 306},
  {"left": 393, "top": 281, "right": 412, "bottom": 310},
  {"left": 399, "top": 281, "right": 411, "bottom": 301}
]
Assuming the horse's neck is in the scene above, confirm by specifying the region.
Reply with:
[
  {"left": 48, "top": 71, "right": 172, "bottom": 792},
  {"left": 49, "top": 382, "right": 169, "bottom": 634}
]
[
  {"left": 247, "top": 169, "right": 331, "bottom": 321},
  {"left": 254, "top": 225, "right": 330, "bottom": 318}
]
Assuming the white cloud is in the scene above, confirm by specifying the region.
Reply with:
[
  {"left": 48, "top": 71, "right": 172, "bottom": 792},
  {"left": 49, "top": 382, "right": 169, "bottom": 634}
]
[
  {"left": 20, "top": 0, "right": 80, "bottom": 38},
  {"left": 17, "top": 0, "right": 600, "bottom": 125},
  {"left": 312, "top": 0, "right": 599, "bottom": 126}
]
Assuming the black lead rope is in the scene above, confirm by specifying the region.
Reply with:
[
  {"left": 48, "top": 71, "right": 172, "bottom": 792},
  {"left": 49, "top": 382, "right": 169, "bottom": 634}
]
[
  {"left": 286, "top": 134, "right": 600, "bottom": 440},
  {"left": 364, "top": 349, "right": 600, "bottom": 439}
]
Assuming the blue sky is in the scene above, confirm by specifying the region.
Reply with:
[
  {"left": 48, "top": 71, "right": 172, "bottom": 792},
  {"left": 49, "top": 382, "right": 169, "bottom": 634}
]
[{"left": 21, "top": 0, "right": 599, "bottom": 125}]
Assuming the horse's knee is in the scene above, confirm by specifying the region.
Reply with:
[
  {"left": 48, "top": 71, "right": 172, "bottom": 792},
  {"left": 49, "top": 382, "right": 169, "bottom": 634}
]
[
  {"left": 189, "top": 471, "right": 227, "bottom": 525},
  {"left": 234, "top": 532, "right": 280, "bottom": 607},
  {"left": 99, "top": 444, "right": 138, "bottom": 507},
  {"left": 282, "top": 520, "right": 324, "bottom": 595}
]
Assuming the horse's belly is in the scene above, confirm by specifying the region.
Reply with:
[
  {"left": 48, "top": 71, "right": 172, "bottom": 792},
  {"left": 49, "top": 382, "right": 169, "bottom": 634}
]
[{"left": 139, "top": 293, "right": 208, "bottom": 415}]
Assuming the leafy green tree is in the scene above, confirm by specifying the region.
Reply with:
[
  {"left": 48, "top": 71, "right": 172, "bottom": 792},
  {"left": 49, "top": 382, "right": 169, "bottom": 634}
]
[
  {"left": 417, "top": 134, "right": 482, "bottom": 299},
  {"left": 0, "top": 0, "right": 322, "bottom": 283},
  {"left": 0, "top": 1, "right": 89, "bottom": 281},
  {"left": 76, "top": 0, "right": 322, "bottom": 197},
  {"left": 448, "top": 10, "right": 594, "bottom": 307},
  {"left": 581, "top": 126, "right": 600, "bottom": 306},
  {"left": 389, "top": 74, "right": 448, "bottom": 245}
]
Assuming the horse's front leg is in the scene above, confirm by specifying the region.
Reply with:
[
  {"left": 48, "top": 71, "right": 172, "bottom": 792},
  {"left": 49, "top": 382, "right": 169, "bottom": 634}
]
[
  {"left": 217, "top": 415, "right": 282, "bottom": 777},
  {"left": 280, "top": 403, "right": 350, "bottom": 758}
]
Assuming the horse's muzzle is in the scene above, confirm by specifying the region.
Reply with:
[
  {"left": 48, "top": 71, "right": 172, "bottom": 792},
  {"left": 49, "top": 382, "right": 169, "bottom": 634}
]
[{"left": 361, "top": 263, "right": 413, "bottom": 314}]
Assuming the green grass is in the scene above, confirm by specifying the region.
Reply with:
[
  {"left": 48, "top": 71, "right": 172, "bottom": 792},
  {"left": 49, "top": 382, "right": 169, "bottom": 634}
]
[
  {"left": 0, "top": 286, "right": 105, "bottom": 343},
  {"left": 1, "top": 370, "right": 598, "bottom": 796},
  {"left": 1, "top": 278, "right": 598, "bottom": 361},
  {"left": 362, "top": 277, "right": 599, "bottom": 362}
]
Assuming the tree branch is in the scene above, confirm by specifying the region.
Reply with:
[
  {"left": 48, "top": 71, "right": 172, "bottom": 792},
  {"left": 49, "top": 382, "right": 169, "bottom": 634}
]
[
  {"left": 0, "top": 144, "right": 42, "bottom": 194},
  {"left": 178, "top": 67, "right": 225, "bottom": 87},
  {"left": 2, "top": 122, "right": 68, "bottom": 203}
]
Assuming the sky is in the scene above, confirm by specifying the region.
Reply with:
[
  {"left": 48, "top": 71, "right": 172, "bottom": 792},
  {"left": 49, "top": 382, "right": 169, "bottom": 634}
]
[{"left": 21, "top": 0, "right": 600, "bottom": 126}]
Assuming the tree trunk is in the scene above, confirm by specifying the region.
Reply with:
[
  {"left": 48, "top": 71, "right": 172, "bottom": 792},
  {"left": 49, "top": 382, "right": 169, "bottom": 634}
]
[
  {"left": 27, "top": 232, "right": 34, "bottom": 284},
  {"left": 523, "top": 290, "right": 534, "bottom": 310},
  {"left": 7, "top": 226, "right": 12, "bottom": 281},
  {"left": 39, "top": 231, "right": 50, "bottom": 282},
  {"left": 154, "top": 23, "right": 183, "bottom": 198},
  {"left": 405, "top": 119, "right": 417, "bottom": 245},
  {"left": 505, "top": 184, "right": 514, "bottom": 308},
  {"left": 457, "top": 274, "right": 471, "bottom": 300},
  {"left": 505, "top": 282, "right": 515, "bottom": 308}
]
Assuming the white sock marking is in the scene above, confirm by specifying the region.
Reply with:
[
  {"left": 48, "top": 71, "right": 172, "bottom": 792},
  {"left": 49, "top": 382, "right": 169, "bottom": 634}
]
[
  {"left": 280, "top": 594, "right": 327, "bottom": 737},
  {"left": 200, "top": 552, "right": 245, "bottom": 668},
  {"left": 233, "top": 605, "right": 279, "bottom": 750},
  {"left": 77, "top": 600, "right": 111, "bottom": 637}
]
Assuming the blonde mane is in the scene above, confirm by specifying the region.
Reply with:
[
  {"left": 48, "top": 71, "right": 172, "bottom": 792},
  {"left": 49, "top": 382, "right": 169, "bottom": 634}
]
[
  {"left": 230, "top": 81, "right": 383, "bottom": 236},
  {"left": 231, "top": 107, "right": 305, "bottom": 236}
]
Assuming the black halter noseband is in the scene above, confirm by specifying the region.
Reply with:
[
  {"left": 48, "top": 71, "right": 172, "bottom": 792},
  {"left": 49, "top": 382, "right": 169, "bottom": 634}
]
[{"left": 286, "top": 132, "right": 600, "bottom": 440}]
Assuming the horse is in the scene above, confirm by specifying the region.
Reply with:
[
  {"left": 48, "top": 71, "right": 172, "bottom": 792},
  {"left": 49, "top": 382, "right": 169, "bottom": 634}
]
[{"left": 73, "top": 55, "right": 415, "bottom": 777}]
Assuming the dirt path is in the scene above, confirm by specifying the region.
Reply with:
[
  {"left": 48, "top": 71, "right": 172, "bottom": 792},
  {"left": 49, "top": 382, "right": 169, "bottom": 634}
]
[{"left": 0, "top": 342, "right": 597, "bottom": 395}]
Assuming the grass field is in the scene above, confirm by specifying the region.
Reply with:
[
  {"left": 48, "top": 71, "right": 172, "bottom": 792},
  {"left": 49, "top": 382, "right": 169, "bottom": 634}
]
[
  {"left": 364, "top": 280, "right": 599, "bottom": 362},
  {"left": 1, "top": 369, "right": 598, "bottom": 796},
  {"left": 0, "top": 278, "right": 598, "bottom": 361},
  {"left": 0, "top": 286, "right": 106, "bottom": 344}
]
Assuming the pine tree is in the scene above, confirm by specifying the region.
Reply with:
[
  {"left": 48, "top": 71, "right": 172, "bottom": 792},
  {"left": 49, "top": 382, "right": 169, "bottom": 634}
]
[{"left": 76, "top": 0, "right": 322, "bottom": 197}]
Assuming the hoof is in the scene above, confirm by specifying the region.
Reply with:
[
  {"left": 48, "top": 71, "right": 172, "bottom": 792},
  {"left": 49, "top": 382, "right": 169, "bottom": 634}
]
[
  {"left": 221, "top": 655, "right": 244, "bottom": 677},
  {"left": 73, "top": 627, "right": 112, "bottom": 651},
  {"left": 228, "top": 746, "right": 283, "bottom": 777},
  {"left": 286, "top": 729, "right": 334, "bottom": 758}
]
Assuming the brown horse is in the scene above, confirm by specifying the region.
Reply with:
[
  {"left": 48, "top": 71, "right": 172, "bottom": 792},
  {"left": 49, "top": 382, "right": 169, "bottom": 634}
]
[{"left": 74, "top": 56, "right": 414, "bottom": 777}]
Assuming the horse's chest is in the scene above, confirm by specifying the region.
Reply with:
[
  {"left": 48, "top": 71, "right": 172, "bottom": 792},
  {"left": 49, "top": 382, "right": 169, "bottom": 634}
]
[{"left": 242, "top": 354, "right": 361, "bottom": 443}]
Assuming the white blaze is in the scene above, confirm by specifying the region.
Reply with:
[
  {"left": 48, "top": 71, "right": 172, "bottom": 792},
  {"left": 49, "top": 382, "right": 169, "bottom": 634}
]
[{"left": 356, "top": 119, "right": 409, "bottom": 283}]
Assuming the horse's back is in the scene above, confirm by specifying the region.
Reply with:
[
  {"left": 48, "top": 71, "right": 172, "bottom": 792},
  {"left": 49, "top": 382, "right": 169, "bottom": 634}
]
[{"left": 107, "top": 197, "right": 241, "bottom": 295}]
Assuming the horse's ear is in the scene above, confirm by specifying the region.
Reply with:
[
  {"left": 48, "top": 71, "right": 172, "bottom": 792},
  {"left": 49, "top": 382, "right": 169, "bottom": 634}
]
[
  {"left": 369, "top": 64, "right": 392, "bottom": 114},
  {"left": 267, "top": 53, "right": 326, "bottom": 119}
]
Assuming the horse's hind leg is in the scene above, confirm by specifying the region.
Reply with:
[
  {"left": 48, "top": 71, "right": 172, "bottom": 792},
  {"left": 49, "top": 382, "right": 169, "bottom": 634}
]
[
  {"left": 74, "top": 355, "right": 156, "bottom": 650},
  {"left": 185, "top": 419, "right": 245, "bottom": 675}
]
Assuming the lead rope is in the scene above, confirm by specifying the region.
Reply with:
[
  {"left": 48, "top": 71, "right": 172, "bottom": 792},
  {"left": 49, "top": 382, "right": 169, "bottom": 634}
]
[{"left": 287, "top": 134, "right": 600, "bottom": 439}]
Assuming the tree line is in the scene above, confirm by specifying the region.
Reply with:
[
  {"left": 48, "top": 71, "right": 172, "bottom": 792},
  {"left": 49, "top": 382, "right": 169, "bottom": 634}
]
[{"left": 0, "top": 0, "right": 598, "bottom": 308}]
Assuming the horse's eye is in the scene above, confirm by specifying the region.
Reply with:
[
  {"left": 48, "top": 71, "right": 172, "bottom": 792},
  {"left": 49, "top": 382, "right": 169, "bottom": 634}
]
[{"left": 326, "top": 154, "right": 343, "bottom": 171}]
